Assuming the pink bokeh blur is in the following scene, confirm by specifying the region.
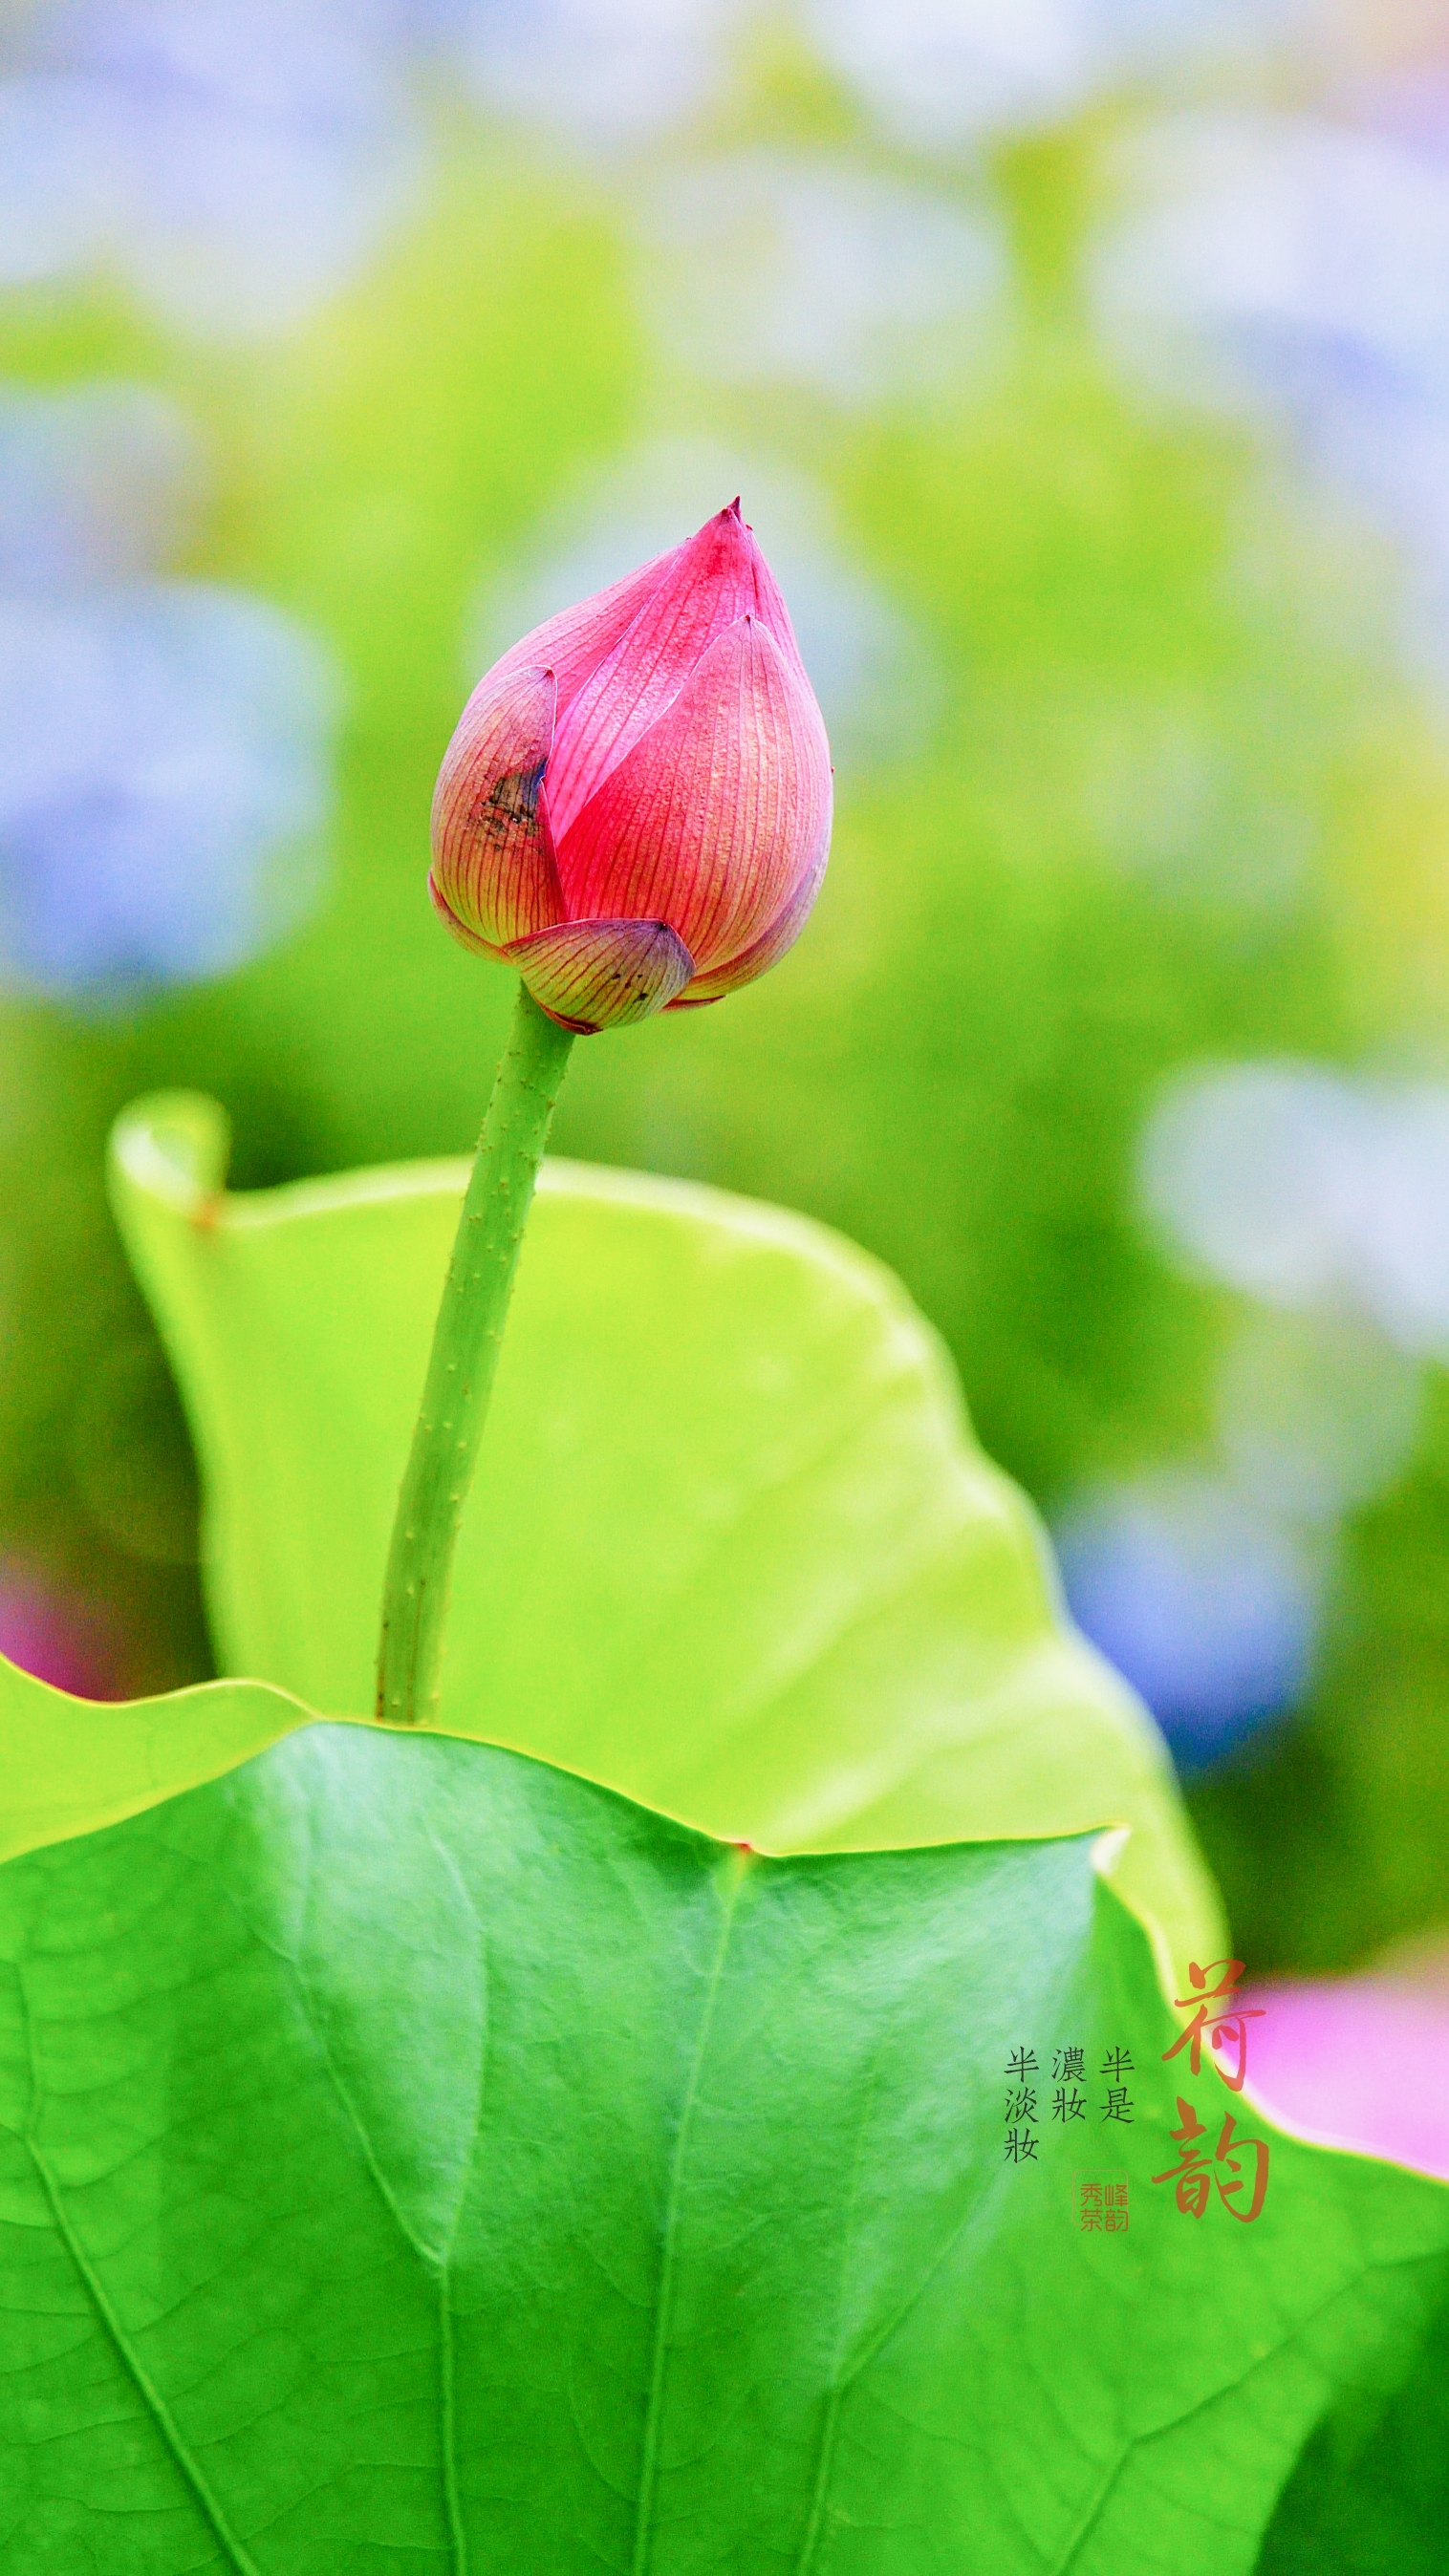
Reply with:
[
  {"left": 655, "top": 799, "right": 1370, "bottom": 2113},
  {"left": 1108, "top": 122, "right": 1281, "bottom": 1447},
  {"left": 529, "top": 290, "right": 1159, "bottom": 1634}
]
[
  {"left": 0, "top": 1563, "right": 129, "bottom": 1700},
  {"left": 1244, "top": 1975, "right": 1449, "bottom": 2181}
]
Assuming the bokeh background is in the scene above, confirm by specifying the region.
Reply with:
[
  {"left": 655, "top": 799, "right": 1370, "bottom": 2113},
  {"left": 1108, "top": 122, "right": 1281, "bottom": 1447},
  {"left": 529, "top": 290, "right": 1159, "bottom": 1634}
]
[{"left": 7, "top": 0, "right": 1449, "bottom": 2133}]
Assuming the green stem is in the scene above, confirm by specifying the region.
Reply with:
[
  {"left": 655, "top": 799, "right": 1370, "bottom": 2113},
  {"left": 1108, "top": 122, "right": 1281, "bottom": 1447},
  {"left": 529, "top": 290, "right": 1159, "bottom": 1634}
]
[{"left": 377, "top": 979, "right": 574, "bottom": 1725}]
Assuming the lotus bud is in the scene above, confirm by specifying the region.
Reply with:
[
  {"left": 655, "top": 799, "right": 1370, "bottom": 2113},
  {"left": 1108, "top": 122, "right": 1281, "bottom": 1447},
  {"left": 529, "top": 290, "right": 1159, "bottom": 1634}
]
[{"left": 429, "top": 502, "right": 833, "bottom": 1032}]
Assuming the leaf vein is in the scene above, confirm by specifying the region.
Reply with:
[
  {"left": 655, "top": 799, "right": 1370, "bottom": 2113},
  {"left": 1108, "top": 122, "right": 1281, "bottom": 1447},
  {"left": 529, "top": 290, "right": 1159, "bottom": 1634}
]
[
  {"left": 17, "top": 1972, "right": 265, "bottom": 2576},
  {"left": 628, "top": 1861, "right": 748, "bottom": 2576}
]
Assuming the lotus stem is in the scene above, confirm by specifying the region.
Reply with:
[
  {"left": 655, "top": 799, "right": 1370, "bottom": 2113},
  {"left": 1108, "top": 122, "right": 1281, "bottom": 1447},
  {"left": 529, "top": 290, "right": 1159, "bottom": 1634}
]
[{"left": 377, "top": 979, "right": 574, "bottom": 1725}]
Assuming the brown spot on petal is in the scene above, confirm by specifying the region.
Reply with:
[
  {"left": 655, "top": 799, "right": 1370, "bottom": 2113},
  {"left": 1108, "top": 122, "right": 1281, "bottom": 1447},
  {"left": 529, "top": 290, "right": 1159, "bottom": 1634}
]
[
  {"left": 468, "top": 757, "right": 545, "bottom": 843},
  {"left": 430, "top": 665, "right": 564, "bottom": 951}
]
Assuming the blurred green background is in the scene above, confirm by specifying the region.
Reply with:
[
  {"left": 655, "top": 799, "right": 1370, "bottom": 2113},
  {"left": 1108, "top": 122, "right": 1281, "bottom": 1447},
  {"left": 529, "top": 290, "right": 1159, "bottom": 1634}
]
[{"left": 6, "top": 0, "right": 1449, "bottom": 1986}]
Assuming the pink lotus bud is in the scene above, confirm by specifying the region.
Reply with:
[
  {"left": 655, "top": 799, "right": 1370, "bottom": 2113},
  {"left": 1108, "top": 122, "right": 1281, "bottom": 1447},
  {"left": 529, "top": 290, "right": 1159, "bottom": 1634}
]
[{"left": 429, "top": 503, "right": 833, "bottom": 1032}]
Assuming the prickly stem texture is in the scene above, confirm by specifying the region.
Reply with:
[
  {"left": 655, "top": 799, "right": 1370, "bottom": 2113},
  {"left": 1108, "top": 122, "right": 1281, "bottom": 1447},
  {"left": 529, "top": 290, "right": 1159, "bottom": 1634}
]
[{"left": 377, "top": 981, "right": 573, "bottom": 1724}]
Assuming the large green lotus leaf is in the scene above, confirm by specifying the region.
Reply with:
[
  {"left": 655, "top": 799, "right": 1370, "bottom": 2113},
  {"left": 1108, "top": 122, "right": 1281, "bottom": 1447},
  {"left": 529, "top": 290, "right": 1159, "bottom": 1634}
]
[
  {"left": 105, "top": 1093, "right": 1218, "bottom": 1983},
  {"left": 1257, "top": 2282, "right": 1449, "bottom": 2570},
  {"left": 2, "top": 1708, "right": 1446, "bottom": 2575}
]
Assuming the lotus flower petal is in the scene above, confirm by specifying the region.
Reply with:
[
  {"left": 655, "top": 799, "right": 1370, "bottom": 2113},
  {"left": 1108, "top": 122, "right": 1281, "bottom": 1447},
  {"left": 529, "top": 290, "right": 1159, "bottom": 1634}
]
[
  {"left": 488, "top": 548, "right": 682, "bottom": 724},
  {"left": 674, "top": 806, "right": 833, "bottom": 1004},
  {"left": 429, "top": 663, "right": 564, "bottom": 952},
  {"left": 502, "top": 915, "right": 695, "bottom": 1032},
  {"left": 555, "top": 615, "right": 831, "bottom": 976},
  {"left": 545, "top": 503, "right": 805, "bottom": 843}
]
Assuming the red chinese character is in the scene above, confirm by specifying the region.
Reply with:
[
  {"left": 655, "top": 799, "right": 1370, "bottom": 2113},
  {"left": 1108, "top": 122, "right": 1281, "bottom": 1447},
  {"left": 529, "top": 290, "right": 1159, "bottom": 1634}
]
[
  {"left": 1176, "top": 1957, "right": 1247, "bottom": 2005},
  {"left": 1152, "top": 2095, "right": 1211, "bottom": 2216},
  {"left": 1153, "top": 2100, "right": 1271, "bottom": 2222},
  {"left": 1162, "top": 1959, "right": 1265, "bottom": 2092}
]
